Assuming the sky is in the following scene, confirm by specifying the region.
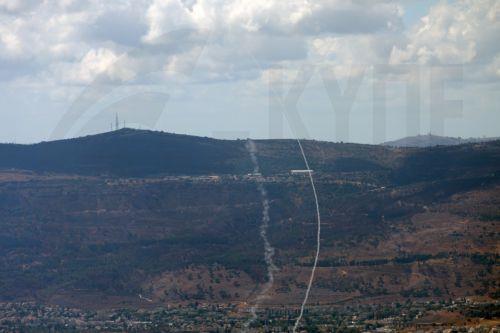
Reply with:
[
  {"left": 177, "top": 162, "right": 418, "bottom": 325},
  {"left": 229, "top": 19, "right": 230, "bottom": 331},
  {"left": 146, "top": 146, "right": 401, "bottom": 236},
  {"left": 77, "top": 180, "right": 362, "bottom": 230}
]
[{"left": 0, "top": 0, "right": 499, "bottom": 144}]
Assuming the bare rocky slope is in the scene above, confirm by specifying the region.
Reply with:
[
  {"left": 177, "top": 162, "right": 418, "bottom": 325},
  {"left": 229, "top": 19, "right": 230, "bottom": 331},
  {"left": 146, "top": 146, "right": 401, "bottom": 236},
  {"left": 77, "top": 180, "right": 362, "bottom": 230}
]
[{"left": 0, "top": 129, "right": 498, "bottom": 309}]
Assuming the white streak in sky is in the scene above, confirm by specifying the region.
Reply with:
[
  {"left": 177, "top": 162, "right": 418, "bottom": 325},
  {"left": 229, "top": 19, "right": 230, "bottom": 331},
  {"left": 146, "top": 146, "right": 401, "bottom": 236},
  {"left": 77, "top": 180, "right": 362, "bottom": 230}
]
[
  {"left": 242, "top": 139, "right": 277, "bottom": 332},
  {"left": 244, "top": 51, "right": 322, "bottom": 333}
]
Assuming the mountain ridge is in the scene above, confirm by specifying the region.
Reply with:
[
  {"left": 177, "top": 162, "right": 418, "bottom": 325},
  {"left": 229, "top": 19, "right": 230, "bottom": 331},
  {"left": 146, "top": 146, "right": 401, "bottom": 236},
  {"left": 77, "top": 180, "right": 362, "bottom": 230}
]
[
  {"left": 0, "top": 127, "right": 498, "bottom": 311},
  {"left": 1, "top": 128, "right": 499, "bottom": 180},
  {"left": 383, "top": 134, "right": 500, "bottom": 147},
  {"left": 0, "top": 128, "right": 401, "bottom": 177}
]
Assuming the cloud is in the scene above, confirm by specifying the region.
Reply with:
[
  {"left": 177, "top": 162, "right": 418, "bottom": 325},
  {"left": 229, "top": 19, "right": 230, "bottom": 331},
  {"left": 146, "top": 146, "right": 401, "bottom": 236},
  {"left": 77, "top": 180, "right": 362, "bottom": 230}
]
[
  {"left": 295, "top": 1, "right": 403, "bottom": 35},
  {"left": 0, "top": 0, "right": 38, "bottom": 13},
  {"left": 0, "top": 0, "right": 407, "bottom": 88},
  {"left": 143, "top": 0, "right": 403, "bottom": 41},
  {"left": 390, "top": 0, "right": 500, "bottom": 72},
  {"left": 0, "top": 0, "right": 498, "bottom": 102},
  {"left": 142, "top": 0, "right": 203, "bottom": 42},
  {"left": 0, "top": 2, "right": 93, "bottom": 62},
  {"left": 83, "top": 3, "right": 149, "bottom": 47},
  {"left": 59, "top": 48, "right": 134, "bottom": 84},
  {"left": 138, "top": 0, "right": 404, "bottom": 84}
]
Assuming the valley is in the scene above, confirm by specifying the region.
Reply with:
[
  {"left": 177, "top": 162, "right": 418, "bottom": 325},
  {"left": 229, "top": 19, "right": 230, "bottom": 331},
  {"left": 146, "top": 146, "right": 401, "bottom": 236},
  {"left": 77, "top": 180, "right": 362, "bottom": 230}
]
[{"left": 0, "top": 129, "right": 498, "bottom": 331}]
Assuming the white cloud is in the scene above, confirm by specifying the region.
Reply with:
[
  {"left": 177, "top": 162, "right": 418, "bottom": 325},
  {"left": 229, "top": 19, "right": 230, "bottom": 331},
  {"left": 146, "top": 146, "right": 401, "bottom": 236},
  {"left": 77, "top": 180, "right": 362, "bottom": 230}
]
[
  {"left": 489, "top": 54, "right": 500, "bottom": 78},
  {"left": 1, "top": 0, "right": 497, "bottom": 86},
  {"left": 0, "top": 0, "right": 498, "bottom": 144},
  {"left": 63, "top": 48, "right": 134, "bottom": 84},
  {"left": 0, "top": 0, "right": 38, "bottom": 13},
  {"left": 143, "top": 0, "right": 403, "bottom": 42},
  {"left": 390, "top": 0, "right": 500, "bottom": 70},
  {"left": 0, "top": 1, "right": 145, "bottom": 85},
  {"left": 0, "top": 0, "right": 498, "bottom": 118},
  {"left": 0, "top": 2, "right": 94, "bottom": 62},
  {"left": 0, "top": 0, "right": 407, "bottom": 88}
]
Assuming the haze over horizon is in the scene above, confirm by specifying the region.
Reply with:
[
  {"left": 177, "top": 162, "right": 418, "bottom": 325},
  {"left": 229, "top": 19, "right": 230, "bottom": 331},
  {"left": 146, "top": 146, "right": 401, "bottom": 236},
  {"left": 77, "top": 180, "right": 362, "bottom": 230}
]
[
  {"left": 1, "top": 0, "right": 499, "bottom": 144},
  {"left": 1, "top": 126, "right": 499, "bottom": 147}
]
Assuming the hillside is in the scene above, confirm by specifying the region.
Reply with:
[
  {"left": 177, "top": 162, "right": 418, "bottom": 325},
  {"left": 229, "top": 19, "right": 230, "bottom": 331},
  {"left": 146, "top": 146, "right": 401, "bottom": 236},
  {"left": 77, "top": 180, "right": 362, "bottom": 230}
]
[
  {"left": 0, "top": 129, "right": 246, "bottom": 177},
  {"left": 383, "top": 134, "right": 499, "bottom": 147},
  {"left": 0, "top": 128, "right": 400, "bottom": 176},
  {"left": 0, "top": 130, "right": 498, "bottom": 314}
]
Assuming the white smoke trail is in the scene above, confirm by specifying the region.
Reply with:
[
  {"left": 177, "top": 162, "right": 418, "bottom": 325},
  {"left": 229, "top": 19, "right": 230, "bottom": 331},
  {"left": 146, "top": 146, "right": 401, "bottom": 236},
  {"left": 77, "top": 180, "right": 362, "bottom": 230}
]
[
  {"left": 292, "top": 140, "right": 321, "bottom": 333},
  {"left": 242, "top": 139, "right": 278, "bottom": 332},
  {"left": 243, "top": 48, "right": 322, "bottom": 333}
]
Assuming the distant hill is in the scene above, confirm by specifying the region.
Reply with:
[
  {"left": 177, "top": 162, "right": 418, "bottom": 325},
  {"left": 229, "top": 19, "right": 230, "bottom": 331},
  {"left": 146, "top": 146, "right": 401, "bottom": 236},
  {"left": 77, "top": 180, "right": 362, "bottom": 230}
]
[
  {"left": 0, "top": 129, "right": 248, "bottom": 177},
  {"left": 383, "top": 134, "right": 499, "bottom": 147},
  {"left": 0, "top": 128, "right": 399, "bottom": 177},
  {"left": 0, "top": 128, "right": 499, "bottom": 309}
]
